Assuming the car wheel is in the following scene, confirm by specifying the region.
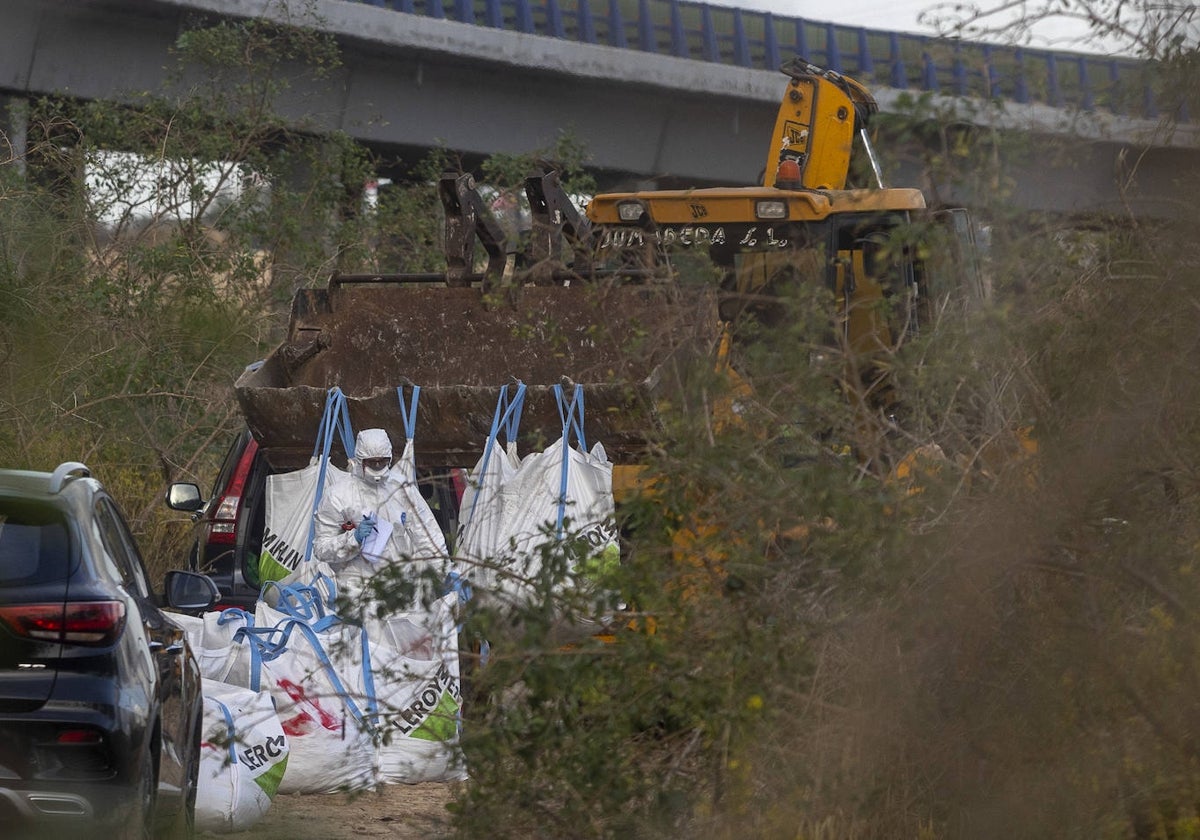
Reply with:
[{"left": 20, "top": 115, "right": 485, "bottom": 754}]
[
  {"left": 163, "top": 717, "right": 200, "bottom": 840},
  {"left": 120, "top": 741, "right": 157, "bottom": 840}
]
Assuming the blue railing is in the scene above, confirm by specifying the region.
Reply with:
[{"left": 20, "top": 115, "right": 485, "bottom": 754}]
[{"left": 354, "top": 0, "right": 1187, "bottom": 122}]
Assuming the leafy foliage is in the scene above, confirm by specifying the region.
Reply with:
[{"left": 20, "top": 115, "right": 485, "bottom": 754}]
[
  {"left": 1, "top": 15, "right": 382, "bottom": 579},
  {"left": 1, "top": 5, "right": 1198, "bottom": 840}
]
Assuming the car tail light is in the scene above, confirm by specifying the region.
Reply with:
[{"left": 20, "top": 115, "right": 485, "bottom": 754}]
[
  {"left": 35, "top": 727, "right": 115, "bottom": 779},
  {"left": 207, "top": 438, "right": 258, "bottom": 546},
  {"left": 56, "top": 728, "right": 104, "bottom": 745},
  {"left": 208, "top": 495, "right": 239, "bottom": 543},
  {"left": 0, "top": 601, "right": 126, "bottom": 645}
]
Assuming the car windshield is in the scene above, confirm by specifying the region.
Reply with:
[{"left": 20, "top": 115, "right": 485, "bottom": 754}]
[{"left": 0, "top": 500, "right": 72, "bottom": 587}]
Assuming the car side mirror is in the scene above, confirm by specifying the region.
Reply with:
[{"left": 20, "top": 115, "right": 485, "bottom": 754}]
[
  {"left": 163, "top": 570, "right": 219, "bottom": 611},
  {"left": 165, "top": 482, "right": 205, "bottom": 512}
]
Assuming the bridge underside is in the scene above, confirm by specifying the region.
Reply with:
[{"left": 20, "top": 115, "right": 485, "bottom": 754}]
[{"left": 1, "top": 0, "right": 1193, "bottom": 219}]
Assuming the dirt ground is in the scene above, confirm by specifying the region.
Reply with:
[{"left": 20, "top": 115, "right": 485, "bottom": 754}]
[{"left": 205, "top": 781, "right": 461, "bottom": 840}]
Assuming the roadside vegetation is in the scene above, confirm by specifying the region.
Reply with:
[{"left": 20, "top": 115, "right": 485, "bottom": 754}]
[{"left": 0, "top": 3, "right": 1197, "bottom": 837}]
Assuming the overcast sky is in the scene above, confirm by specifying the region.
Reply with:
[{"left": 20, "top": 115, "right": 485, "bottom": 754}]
[
  {"left": 722, "top": 0, "right": 951, "bottom": 36},
  {"left": 701, "top": 0, "right": 1129, "bottom": 55}
]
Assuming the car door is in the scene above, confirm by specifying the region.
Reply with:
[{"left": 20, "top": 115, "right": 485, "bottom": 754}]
[{"left": 94, "top": 495, "right": 191, "bottom": 816}]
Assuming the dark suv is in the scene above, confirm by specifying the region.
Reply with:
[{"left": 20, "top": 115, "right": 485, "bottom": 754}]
[
  {"left": 0, "top": 461, "right": 218, "bottom": 839},
  {"left": 166, "top": 429, "right": 462, "bottom": 610}
]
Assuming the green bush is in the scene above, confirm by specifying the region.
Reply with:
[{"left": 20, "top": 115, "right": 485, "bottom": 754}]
[{"left": 1, "top": 6, "right": 1198, "bottom": 839}]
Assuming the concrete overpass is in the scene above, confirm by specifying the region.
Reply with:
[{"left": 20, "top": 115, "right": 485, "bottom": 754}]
[{"left": 2, "top": 0, "right": 1195, "bottom": 217}]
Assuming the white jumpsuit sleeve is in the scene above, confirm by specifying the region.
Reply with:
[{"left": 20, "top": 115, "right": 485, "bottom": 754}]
[{"left": 312, "top": 483, "right": 365, "bottom": 567}]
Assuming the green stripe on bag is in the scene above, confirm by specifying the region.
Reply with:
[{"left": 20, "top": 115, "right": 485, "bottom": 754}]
[
  {"left": 255, "top": 755, "right": 289, "bottom": 798},
  {"left": 412, "top": 692, "right": 460, "bottom": 742},
  {"left": 257, "top": 549, "right": 293, "bottom": 585}
]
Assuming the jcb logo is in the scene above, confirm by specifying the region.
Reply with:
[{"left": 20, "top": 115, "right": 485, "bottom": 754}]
[
  {"left": 783, "top": 121, "right": 810, "bottom": 148},
  {"left": 689, "top": 203, "right": 707, "bottom": 219}
]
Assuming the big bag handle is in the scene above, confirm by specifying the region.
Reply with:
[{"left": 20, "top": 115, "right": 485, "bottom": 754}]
[
  {"left": 303, "top": 387, "right": 356, "bottom": 564},
  {"left": 493, "top": 380, "right": 526, "bottom": 450},
  {"left": 261, "top": 581, "right": 332, "bottom": 624},
  {"left": 257, "top": 571, "right": 339, "bottom": 622},
  {"left": 554, "top": 382, "right": 586, "bottom": 453},
  {"left": 396, "top": 385, "right": 422, "bottom": 483},
  {"left": 309, "top": 387, "right": 355, "bottom": 464},
  {"left": 216, "top": 608, "right": 255, "bottom": 629},
  {"left": 212, "top": 698, "right": 240, "bottom": 766},
  {"left": 397, "top": 385, "right": 421, "bottom": 444},
  {"left": 231, "top": 624, "right": 289, "bottom": 692},
  {"left": 552, "top": 383, "right": 586, "bottom": 537},
  {"left": 500, "top": 382, "right": 524, "bottom": 445}
]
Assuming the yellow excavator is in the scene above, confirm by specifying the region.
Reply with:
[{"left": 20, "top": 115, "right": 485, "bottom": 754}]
[
  {"left": 234, "top": 58, "right": 985, "bottom": 522},
  {"left": 587, "top": 58, "right": 985, "bottom": 448}
]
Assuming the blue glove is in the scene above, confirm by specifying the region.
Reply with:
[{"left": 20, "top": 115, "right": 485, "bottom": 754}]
[{"left": 353, "top": 513, "right": 376, "bottom": 544}]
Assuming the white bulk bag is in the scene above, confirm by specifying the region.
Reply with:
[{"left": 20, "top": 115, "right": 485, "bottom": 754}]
[
  {"left": 195, "top": 608, "right": 258, "bottom": 686},
  {"left": 456, "top": 383, "right": 526, "bottom": 598},
  {"left": 477, "top": 384, "right": 618, "bottom": 609},
  {"left": 356, "top": 589, "right": 460, "bottom": 663},
  {"left": 259, "top": 388, "right": 354, "bottom": 584},
  {"left": 391, "top": 386, "right": 451, "bottom": 565},
  {"left": 371, "top": 630, "right": 467, "bottom": 784},
  {"left": 239, "top": 618, "right": 378, "bottom": 794},
  {"left": 196, "top": 678, "right": 289, "bottom": 833},
  {"left": 372, "top": 651, "right": 466, "bottom": 783}
]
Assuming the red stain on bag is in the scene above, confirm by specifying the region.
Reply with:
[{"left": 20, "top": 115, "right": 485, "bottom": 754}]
[{"left": 278, "top": 678, "right": 341, "bottom": 735}]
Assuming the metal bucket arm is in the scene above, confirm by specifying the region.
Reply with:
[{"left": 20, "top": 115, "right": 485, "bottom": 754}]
[
  {"left": 525, "top": 170, "right": 594, "bottom": 274},
  {"left": 439, "top": 173, "right": 508, "bottom": 288}
]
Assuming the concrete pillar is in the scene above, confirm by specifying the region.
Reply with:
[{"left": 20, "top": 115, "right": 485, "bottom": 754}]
[
  {"left": 1, "top": 96, "right": 29, "bottom": 178},
  {"left": 266, "top": 137, "right": 350, "bottom": 287}
]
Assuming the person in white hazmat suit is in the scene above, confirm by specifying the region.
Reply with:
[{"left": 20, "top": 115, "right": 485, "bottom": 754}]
[{"left": 312, "top": 428, "right": 447, "bottom": 600}]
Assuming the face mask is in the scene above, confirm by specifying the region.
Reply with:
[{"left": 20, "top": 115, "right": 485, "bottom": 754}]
[{"left": 361, "top": 457, "right": 391, "bottom": 484}]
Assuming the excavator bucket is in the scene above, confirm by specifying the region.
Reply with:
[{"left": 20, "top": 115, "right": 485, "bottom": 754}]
[{"left": 235, "top": 276, "right": 721, "bottom": 469}]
